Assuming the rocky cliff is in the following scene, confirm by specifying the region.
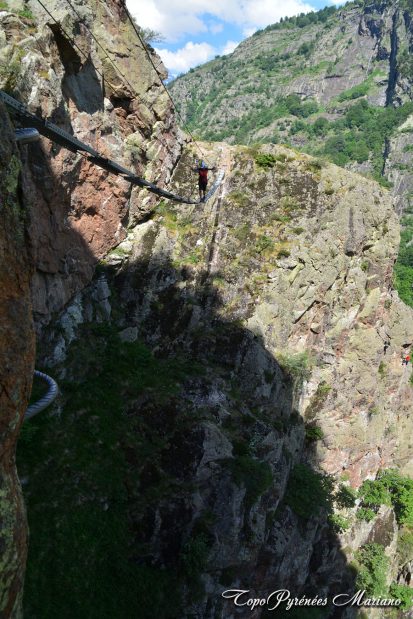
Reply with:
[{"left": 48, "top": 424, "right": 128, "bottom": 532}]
[
  {"left": 0, "top": 105, "right": 34, "bottom": 619},
  {"left": 0, "top": 0, "right": 184, "bottom": 614},
  {"left": 2, "top": 0, "right": 413, "bottom": 618},
  {"left": 0, "top": 0, "right": 184, "bottom": 331},
  {"left": 18, "top": 141, "right": 413, "bottom": 618}
]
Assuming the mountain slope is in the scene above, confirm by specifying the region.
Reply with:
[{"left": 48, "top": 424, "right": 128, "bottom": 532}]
[
  {"left": 170, "top": 0, "right": 413, "bottom": 313},
  {"left": 170, "top": 1, "right": 413, "bottom": 200}
]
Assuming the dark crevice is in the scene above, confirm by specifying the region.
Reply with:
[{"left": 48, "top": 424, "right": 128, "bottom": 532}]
[
  {"left": 49, "top": 23, "right": 82, "bottom": 75},
  {"left": 385, "top": 9, "right": 399, "bottom": 107}
]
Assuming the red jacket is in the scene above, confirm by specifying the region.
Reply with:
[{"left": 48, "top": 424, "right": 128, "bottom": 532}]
[{"left": 199, "top": 168, "right": 208, "bottom": 182}]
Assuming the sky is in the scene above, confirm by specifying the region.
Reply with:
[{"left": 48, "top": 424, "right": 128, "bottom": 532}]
[{"left": 126, "top": 0, "right": 344, "bottom": 78}]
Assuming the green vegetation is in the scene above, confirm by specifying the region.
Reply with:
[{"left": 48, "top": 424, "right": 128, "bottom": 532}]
[
  {"left": 358, "top": 469, "right": 413, "bottom": 526},
  {"left": 319, "top": 100, "right": 413, "bottom": 183},
  {"left": 254, "top": 5, "right": 337, "bottom": 35},
  {"left": 398, "top": 49, "right": 413, "bottom": 80},
  {"left": 278, "top": 351, "right": 312, "bottom": 384},
  {"left": 389, "top": 584, "right": 413, "bottom": 611},
  {"left": 181, "top": 534, "right": 209, "bottom": 582},
  {"left": 354, "top": 543, "right": 389, "bottom": 596},
  {"left": 255, "top": 234, "right": 274, "bottom": 253},
  {"left": 229, "top": 455, "right": 273, "bottom": 507},
  {"left": 356, "top": 507, "right": 376, "bottom": 522},
  {"left": 254, "top": 153, "right": 277, "bottom": 168},
  {"left": 304, "top": 381, "right": 331, "bottom": 420},
  {"left": 227, "top": 190, "right": 249, "bottom": 206},
  {"left": 394, "top": 215, "right": 413, "bottom": 307},
  {"left": 352, "top": 542, "right": 413, "bottom": 609},
  {"left": 335, "top": 484, "right": 356, "bottom": 509},
  {"left": 337, "top": 81, "right": 370, "bottom": 102},
  {"left": 397, "top": 528, "right": 413, "bottom": 565},
  {"left": 328, "top": 513, "right": 350, "bottom": 533},
  {"left": 305, "top": 425, "right": 324, "bottom": 441},
  {"left": 18, "top": 6, "right": 34, "bottom": 19},
  {"left": 18, "top": 323, "right": 205, "bottom": 618},
  {"left": 284, "top": 464, "right": 333, "bottom": 519}
]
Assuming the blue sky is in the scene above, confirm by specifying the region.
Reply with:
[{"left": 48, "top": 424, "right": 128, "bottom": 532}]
[{"left": 127, "top": 0, "right": 343, "bottom": 77}]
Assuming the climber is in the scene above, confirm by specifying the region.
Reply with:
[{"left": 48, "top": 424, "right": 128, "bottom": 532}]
[
  {"left": 194, "top": 161, "right": 216, "bottom": 202},
  {"left": 383, "top": 340, "right": 390, "bottom": 355},
  {"left": 402, "top": 354, "right": 411, "bottom": 366}
]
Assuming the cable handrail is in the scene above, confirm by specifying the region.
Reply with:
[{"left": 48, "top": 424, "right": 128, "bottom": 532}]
[{"left": 1, "top": 89, "right": 224, "bottom": 204}]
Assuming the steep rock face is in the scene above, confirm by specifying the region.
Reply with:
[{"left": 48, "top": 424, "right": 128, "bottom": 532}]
[
  {"left": 0, "top": 105, "right": 35, "bottom": 618},
  {"left": 0, "top": 1, "right": 186, "bottom": 614},
  {"left": 0, "top": 0, "right": 184, "bottom": 330},
  {"left": 25, "top": 142, "right": 413, "bottom": 617}
]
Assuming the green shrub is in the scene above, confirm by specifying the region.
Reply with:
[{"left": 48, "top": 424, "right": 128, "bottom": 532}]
[
  {"left": 181, "top": 534, "right": 209, "bottom": 580},
  {"left": 335, "top": 484, "right": 356, "bottom": 509},
  {"left": 356, "top": 508, "right": 376, "bottom": 522},
  {"left": 355, "top": 543, "right": 389, "bottom": 596},
  {"left": 254, "top": 153, "right": 277, "bottom": 168},
  {"left": 397, "top": 528, "right": 413, "bottom": 565},
  {"left": 255, "top": 235, "right": 274, "bottom": 253},
  {"left": 18, "top": 7, "right": 34, "bottom": 19},
  {"left": 389, "top": 583, "right": 413, "bottom": 610},
  {"left": 358, "top": 478, "right": 391, "bottom": 508},
  {"left": 378, "top": 361, "right": 386, "bottom": 377},
  {"left": 234, "top": 223, "right": 250, "bottom": 241},
  {"left": 305, "top": 425, "right": 324, "bottom": 441},
  {"left": 284, "top": 464, "right": 333, "bottom": 519},
  {"left": 277, "top": 248, "right": 290, "bottom": 258},
  {"left": 338, "top": 82, "right": 369, "bottom": 102},
  {"left": 329, "top": 513, "right": 350, "bottom": 533},
  {"left": 278, "top": 351, "right": 312, "bottom": 383},
  {"left": 358, "top": 470, "right": 413, "bottom": 526}
]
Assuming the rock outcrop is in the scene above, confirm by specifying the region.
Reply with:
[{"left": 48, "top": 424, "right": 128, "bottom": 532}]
[
  {"left": 0, "top": 105, "right": 34, "bottom": 618},
  {"left": 0, "top": 0, "right": 184, "bottom": 331}
]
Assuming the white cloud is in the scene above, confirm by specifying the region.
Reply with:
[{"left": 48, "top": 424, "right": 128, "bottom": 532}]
[
  {"left": 127, "top": 0, "right": 315, "bottom": 42},
  {"left": 222, "top": 40, "right": 239, "bottom": 55},
  {"left": 209, "top": 22, "right": 224, "bottom": 34},
  {"left": 243, "top": 27, "right": 257, "bottom": 38},
  {"left": 155, "top": 41, "right": 216, "bottom": 75},
  {"left": 128, "top": 0, "right": 207, "bottom": 41}
]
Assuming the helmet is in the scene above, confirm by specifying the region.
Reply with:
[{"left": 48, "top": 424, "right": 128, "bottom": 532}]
[{"left": 200, "top": 161, "right": 206, "bottom": 168}]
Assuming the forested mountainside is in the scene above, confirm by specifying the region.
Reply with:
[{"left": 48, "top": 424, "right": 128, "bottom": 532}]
[{"left": 2, "top": 0, "right": 413, "bottom": 618}]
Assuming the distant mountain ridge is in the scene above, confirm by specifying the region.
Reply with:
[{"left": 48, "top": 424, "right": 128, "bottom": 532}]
[
  {"left": 170, "top": 0, "right": 413, "bottom": 306},
  {"left": 169, "top": 0, "right": 413, "bottom": 193}
]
